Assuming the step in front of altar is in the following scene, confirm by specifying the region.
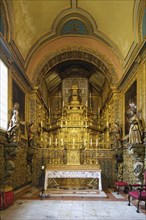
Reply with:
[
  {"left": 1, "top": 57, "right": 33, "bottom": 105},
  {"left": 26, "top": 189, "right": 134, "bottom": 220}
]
[{"left": 45, "top": 189, "right": 107, "bottom": 198}]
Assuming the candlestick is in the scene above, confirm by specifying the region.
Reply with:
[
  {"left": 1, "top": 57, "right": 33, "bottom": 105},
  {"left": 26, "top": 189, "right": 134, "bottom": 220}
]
[
  {"left": 96, "top": 139, "right": 98, "bottom": 147},
  {"left": 73, "top": 138, "right": 75, "bottom": 146},
  {"left": 61, "top": 138, "right": 63, "bottom": 146},
  {"left": 90, "top": 93, "right": 92, "bottom": 108},
  {"left": 55, "top": 138, "right": 57, "bottom": 146},
  {"left": 90, "top": 139, "right": 92, "bottom": 146},
  {"left": 49, "top": 137, "right": 51, "bottom": 146},
  {"left": 85, "top": 121, "right": 87, "bottom": 128},
  {"left": 98, "top": 108, "right": 100, "bottom": 114},
  {"left": 49, "top": 108, "right": 51, "bottom": 117}
]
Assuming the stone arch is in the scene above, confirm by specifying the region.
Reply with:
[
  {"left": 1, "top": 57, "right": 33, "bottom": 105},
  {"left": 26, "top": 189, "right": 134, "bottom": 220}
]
[
  {"left": 52, "top": 7, "right": 97, "bottom": 36},
  {"left": 32, "top": 46, "right": 119, "bottom": 88},
  {"left": 133, "top": 0, "right": 146, "bottom": 43},
  {"left": 54, "top": 12, "right": 94, "bottom": 36},
  {"left": 25, "top": 7, "right": 123, "bottom": 66},
  {"left": 138, "top": 0, "right": 146, "bottom": 41}
]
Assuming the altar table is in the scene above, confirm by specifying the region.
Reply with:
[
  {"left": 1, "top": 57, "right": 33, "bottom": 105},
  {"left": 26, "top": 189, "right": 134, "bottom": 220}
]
[{"left": 44, "top": 165, "right": 102, "bottom": 191}]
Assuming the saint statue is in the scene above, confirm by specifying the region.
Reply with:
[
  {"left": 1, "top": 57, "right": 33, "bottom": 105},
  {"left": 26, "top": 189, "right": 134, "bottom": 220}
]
[
  {"left": 126, "top": 100, "right": 143, "bottom": 144},
  {"left": 7, "top": 103, "right": 21, "bottom": 143},
  {"left": 113, "top": 122, "right": 122, "bottom": 149},
  {"left": 28, "top": 122, "right": 35, "bottom": 146}
]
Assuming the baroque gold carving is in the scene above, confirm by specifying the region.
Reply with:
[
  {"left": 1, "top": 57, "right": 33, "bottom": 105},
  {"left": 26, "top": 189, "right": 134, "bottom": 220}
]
[{"left": 32, "top": 46, "right": 118, "bottom": 87}]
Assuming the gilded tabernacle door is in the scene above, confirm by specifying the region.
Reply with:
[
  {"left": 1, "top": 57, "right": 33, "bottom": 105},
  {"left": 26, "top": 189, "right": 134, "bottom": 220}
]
[{"left": 67, "top": 149, "right": 80, "bottom": 165}]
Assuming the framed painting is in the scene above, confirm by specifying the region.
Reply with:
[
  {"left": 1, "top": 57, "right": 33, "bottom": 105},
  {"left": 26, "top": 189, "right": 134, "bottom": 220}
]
[
  {"left": 12, "top": 80, "right": 25, "bottom": 135},
  {"left": 124, "top": 80, "right": 137, "bottom": 136}
]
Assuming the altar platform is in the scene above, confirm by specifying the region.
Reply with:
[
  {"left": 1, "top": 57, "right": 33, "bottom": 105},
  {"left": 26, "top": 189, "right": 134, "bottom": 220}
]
[{"left": 44, "top": 189, "right": 107, "bottom": 198}]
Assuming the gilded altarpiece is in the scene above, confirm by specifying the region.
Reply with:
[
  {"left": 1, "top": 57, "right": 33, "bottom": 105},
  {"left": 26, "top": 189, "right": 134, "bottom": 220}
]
[{"left": 46, "top": 78, "right": 101, "bottom": 189}]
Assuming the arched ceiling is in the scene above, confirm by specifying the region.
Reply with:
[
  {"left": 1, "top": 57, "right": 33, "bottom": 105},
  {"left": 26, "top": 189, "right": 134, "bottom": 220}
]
[
  {"left": 11, "top": 0, "right": 135, "bottom": 60},
  {"left": 45, "top": 60, "right": 105, "bottom": 94},
  {"left": 8, "top": 0, "right": 139, "bottom": 95},
  {"left": 30, "top": 44, "right": 119, "bottom": 94}
]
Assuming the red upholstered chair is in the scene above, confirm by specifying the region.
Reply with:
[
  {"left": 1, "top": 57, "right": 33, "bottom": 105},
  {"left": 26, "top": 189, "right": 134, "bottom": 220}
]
[
  {"left": 128, "top": 170, "right": 146, "bottom": 213},
  {"left": 128, "top": 186, "right": 146, "bottom": 213},
  {"left": 114, "top": 181, "right": 128, "bottom": 194}
]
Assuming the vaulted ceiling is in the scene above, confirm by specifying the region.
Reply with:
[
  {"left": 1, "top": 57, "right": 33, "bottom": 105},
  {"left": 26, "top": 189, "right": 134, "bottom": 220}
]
[
  {"left": 11, "top": 0, "right": 135, "bottom": 60},
  {"left": 7, "top": 0, "right": 141, "bottom": 94}
]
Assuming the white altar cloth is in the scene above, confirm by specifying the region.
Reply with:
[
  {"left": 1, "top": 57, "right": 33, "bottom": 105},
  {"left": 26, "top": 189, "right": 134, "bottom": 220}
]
[{"left": 44, "top": 166, "right": 102, "bottom": 191}]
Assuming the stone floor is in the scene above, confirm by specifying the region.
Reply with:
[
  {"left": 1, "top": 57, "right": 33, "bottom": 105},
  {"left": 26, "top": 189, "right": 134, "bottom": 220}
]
[{"left": 1, "top": 186, "right": 146, "bottom": 220}]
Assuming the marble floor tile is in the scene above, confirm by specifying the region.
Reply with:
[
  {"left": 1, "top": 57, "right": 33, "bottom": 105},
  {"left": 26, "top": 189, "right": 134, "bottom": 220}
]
[{"left": 1, "top": 199, "right": 146, "bottom": 220}]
